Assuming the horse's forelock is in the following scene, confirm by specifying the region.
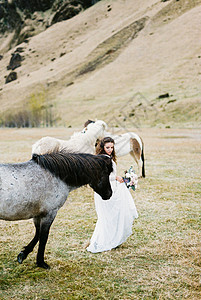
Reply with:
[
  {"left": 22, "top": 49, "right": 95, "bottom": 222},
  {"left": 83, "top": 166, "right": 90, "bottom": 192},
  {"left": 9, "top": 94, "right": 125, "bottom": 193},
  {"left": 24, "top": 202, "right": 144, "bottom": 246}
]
[
  {"left": 102, "top": 155, "right": 113, "bottom": 174},
  {"left": 84, "top": 120, "right": 95, "bottom": 127}
]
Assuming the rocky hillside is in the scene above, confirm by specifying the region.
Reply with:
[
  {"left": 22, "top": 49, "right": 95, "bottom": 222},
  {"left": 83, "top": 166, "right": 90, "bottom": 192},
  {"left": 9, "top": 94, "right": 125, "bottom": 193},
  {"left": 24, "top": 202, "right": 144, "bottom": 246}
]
[
  {"left": 0, "top": 0, "right": 201, "bottom": 128},
  {"left": 0, "top": 0, "right": 96, "bottom": 52}
]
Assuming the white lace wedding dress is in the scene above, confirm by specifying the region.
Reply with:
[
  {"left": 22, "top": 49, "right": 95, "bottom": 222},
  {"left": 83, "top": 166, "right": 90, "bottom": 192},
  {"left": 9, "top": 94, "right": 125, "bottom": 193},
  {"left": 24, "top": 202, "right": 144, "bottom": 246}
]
[{"left": 87, "top": 160, "right": 138, "bottom": 253}]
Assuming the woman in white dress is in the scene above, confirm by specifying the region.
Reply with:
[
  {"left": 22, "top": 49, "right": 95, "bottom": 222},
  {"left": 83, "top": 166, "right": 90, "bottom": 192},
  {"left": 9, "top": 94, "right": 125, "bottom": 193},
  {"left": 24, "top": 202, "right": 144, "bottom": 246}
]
[{"left": 87, "top": 137, "right": 138, "bottom": 253}]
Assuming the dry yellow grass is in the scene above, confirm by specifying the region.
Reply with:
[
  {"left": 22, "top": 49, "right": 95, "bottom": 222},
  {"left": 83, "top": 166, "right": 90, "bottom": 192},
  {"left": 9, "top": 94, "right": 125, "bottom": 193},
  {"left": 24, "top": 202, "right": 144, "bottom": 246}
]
[{"left": 0, "top": 127, "right": 200, "bottom": 299}]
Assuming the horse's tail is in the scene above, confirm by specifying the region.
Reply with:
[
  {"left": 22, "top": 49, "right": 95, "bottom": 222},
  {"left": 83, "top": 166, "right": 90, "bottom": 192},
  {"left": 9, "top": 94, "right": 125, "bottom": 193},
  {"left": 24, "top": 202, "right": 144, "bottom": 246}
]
[{"left": 141, "top": 144, "right": 145, "bottom": 178}]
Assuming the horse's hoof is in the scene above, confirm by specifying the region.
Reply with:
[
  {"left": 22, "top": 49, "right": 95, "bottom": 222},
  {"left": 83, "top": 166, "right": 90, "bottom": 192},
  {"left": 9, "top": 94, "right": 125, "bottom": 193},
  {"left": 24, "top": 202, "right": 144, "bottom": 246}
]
[
  {"left": 37, "top": 261, "right": 50, "bottom": 269},
  {"left": 17, "top": 251, "right": 26, "bottom": 264}
]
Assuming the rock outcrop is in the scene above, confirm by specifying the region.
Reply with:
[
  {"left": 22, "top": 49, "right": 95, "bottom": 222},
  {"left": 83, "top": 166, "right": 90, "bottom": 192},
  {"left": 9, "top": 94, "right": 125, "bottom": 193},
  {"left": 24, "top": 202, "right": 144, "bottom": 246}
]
[{"left": 0, "top": 0, "right": 97, "bottom": 52}]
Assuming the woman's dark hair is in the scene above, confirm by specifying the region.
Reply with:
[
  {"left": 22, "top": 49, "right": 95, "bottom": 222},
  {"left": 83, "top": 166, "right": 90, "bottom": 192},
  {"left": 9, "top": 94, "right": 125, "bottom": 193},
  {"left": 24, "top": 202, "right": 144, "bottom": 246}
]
[{"left": 95, "top": 137, "right": 117, "bottom": 163}]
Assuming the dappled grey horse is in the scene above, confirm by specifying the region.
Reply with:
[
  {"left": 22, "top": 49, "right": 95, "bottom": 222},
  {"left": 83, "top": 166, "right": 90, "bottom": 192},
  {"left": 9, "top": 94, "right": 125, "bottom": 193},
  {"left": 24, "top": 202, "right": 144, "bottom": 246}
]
[{"left": 0, "top": 152, "right": 113, "bottom": 269}]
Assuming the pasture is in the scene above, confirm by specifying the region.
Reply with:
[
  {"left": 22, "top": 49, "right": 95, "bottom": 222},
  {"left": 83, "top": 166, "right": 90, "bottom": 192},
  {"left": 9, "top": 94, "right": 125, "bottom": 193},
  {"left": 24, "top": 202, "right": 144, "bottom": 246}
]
[{"left": 0, "top": 127, "right": 200, "bottom": 299}]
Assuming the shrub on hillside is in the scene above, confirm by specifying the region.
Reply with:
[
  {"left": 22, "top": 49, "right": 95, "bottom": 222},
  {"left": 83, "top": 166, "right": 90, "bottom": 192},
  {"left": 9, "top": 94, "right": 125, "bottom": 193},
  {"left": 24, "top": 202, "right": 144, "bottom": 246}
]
[{"left": 0, "top": 91, "right": 59, "bottom": 128}]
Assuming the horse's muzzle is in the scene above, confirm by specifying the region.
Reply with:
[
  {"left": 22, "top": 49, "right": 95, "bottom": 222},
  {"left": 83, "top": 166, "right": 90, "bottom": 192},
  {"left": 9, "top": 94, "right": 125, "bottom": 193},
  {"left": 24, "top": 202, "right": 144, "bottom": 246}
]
[{"left": 102, "top": 190, "right": 112, "bottom": 200}]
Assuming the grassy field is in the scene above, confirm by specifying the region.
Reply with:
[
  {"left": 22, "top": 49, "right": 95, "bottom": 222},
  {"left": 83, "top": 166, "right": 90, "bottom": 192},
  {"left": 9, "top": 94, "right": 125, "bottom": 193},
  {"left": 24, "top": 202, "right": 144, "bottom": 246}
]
[{"left": 0, "top": 127, "right": 200, "bottom": 299}]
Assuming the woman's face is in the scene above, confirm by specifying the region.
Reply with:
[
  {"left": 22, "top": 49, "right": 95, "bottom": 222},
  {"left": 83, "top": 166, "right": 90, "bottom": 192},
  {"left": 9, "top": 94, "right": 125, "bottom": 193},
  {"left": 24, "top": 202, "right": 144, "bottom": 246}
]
[{"left": 104, "top": 142, "right": 114, "bottom": 156}]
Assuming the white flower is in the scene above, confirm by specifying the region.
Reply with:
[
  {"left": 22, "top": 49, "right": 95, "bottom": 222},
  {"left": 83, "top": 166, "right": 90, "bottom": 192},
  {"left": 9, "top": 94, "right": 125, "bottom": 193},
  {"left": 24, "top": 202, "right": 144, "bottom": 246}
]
[{"left": 123, "top": 166, "right": 138, "bottom": 190}]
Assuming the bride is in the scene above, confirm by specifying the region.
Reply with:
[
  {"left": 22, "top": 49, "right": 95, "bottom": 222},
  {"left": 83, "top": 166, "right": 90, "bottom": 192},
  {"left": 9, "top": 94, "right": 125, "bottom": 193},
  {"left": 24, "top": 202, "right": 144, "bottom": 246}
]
[{"left": 87, "top": 137, "right": 138, "bottom": 253}]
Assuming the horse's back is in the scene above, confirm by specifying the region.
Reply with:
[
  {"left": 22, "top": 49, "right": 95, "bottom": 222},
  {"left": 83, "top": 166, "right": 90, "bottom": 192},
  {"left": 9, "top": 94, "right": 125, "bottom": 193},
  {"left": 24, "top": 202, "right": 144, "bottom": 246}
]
[
  {"left": 108, "top": 132, "right": 142, "bottom": 157},
  {"left": 0, "top": 161, "right": 68, "bottom": 221},
  {"left": 32, "top": 136, "right": 61, "bottom": 154}
]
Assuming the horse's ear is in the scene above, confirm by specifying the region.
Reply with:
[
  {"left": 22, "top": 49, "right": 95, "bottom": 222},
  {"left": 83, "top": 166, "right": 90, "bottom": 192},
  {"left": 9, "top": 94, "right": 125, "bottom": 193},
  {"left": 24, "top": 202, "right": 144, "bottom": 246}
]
[{"left": 102, "top": 121, "right": 108, "bottom": 130}]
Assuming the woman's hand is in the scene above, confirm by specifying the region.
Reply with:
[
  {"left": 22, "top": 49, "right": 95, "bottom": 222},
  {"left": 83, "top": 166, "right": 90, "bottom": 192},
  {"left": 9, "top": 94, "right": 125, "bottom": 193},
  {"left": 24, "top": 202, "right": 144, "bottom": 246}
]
[{"left": 116, "top": 176, "right": 124, "bottom": 183}]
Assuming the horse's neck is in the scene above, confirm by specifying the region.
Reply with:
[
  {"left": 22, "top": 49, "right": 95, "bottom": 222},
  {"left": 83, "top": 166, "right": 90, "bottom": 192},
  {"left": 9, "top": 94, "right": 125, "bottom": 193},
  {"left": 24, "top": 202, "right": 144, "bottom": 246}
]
[
  {"left": 61, "top": 138, "right": 94, "bottom": 153},
  {"left": 86, "top": 125, "right": 104, "bottom": 142},
  {"left": 71, "top": 126, "right": 103, "bottom": 144}
]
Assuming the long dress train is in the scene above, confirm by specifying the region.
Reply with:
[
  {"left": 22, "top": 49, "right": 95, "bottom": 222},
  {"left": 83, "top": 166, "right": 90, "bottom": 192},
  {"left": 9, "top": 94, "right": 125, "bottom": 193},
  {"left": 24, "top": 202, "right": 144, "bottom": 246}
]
[{"left": 87, "top": 160, "right": 138, "bottom": 253}]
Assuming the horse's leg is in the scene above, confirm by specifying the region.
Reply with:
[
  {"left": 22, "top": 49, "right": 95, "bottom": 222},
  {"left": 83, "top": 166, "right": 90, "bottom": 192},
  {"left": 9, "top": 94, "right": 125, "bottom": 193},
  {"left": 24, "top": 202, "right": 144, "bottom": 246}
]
[
  {"left": 130, "top": 138, "right": 142, "bottom": 177},
  {"left": 17, "top": 217, "right": 40, "bottom": 264},
  {"left": 130, "top": 151, "right": 142, "bottom": 176},
  {"left": 36, "top": 211, "right": 57, "bottom": 269}
]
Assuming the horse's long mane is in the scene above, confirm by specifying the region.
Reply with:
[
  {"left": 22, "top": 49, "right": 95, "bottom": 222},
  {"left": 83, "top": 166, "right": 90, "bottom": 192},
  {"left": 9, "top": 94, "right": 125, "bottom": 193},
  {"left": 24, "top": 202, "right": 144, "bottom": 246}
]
[{"left": 32, "top": 151, "right": 112, "bottom": 187}]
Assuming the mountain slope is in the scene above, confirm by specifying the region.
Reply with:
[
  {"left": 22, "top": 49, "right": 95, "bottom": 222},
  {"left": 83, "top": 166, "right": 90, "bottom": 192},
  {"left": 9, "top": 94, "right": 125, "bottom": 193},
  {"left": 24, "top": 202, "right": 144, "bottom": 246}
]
[{"left": 0, "top": 0, "right": 201, "bottom": 127}]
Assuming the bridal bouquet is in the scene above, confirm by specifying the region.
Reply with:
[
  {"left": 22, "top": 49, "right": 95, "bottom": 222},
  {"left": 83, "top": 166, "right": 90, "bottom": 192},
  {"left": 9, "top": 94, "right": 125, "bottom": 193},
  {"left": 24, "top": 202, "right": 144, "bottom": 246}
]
[{"left": 123, "top": 166, "right": 138, "bottom": 191}]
